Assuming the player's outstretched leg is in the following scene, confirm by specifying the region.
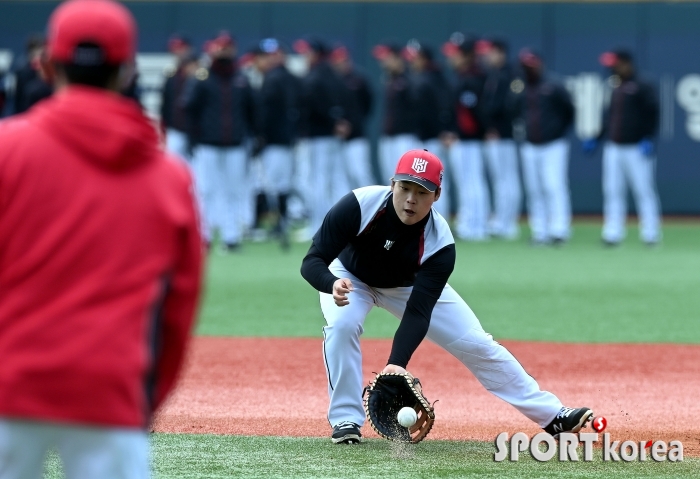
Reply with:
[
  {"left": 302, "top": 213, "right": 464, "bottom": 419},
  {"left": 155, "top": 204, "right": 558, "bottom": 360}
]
[{"left": 378, "top": 284, "right": 591, "bottom": 435}]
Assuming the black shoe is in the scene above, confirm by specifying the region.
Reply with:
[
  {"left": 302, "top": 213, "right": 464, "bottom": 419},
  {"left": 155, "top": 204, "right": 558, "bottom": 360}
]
[
  {"left": 530, "top": 238, "right": 550, "bottom": 247},
  {"left": 544, "top": 407, "right": 593, "bottom": 437},
  {"left": 550, "top": 237, "right": 567, "bottom": 247},
  {"left": 280, "top": 232, "right": 290, "bottom": 251},
  {"left": 331, "top": 421, "right": 362, "bottom": 444},
  {"left": 224, "top": 242, "right": 241, "bottom": 253},
  {"left": 602, "top": 239, "right": 620, "bottom": 248}
]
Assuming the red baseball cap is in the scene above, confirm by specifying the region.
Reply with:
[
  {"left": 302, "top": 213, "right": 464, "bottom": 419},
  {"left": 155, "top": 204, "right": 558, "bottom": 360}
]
[
  {"left": 519, "top": 48, "right": 542, "bottom": 68},
  {"left": 330, "top": 46, "right": 349, "bottom": 63},
  {"left": 47, "top": 0, "right": 136, "bottom": 66},
  {"left": 393, "top": 149, "right": 444, "bottom": 192}
]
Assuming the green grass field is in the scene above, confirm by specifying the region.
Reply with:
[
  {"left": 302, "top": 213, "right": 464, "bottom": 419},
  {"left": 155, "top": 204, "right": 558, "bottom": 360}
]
[
  {"left": 43, "top": 222, "right": 700, "bottom": 478},
  {"left": 44, "top": 436, "right": 700, "bottom": 478},
  {"left": 199, "top": 222, "right": 700, "bottom": 343}
]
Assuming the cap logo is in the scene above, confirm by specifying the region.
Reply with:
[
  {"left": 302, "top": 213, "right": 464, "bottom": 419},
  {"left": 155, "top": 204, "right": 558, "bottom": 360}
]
[{"left": 412, "top": 158, "right": 428, "bottom": 174}]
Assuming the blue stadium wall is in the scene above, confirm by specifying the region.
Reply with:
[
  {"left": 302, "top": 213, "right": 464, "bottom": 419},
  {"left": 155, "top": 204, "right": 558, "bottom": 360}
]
[{"left": 1, "top": 1, "right": 698, "bottom": 214}]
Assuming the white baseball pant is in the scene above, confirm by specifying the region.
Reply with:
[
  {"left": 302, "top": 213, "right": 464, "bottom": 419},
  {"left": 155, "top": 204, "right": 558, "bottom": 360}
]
[
  {"left": 244, "top": 156, "right": 266, "bottom": 232},
  {"left": 602, "top": 142, "right": 662, "bottom": 243},
  {"left": 520, "top": 139, "right": 571, "bottom": 242},
  {"left": 308, "top": 137, "right": 342, "bottom": 234},
  {"left": 320, "top": 259, "right": 563, "bottom": 429},
  {"left": 340, "top": 138, "right": 374, "bottom": 190},
  {"left": 485, "top": 139, "right": 521, "bottom": 239},
  {"left": 423, "top": 138, "right": 450, "bottom": 220},
  {"left": 451, "top": 140, "right": 490, "bottom": 240},
  {"left": 293, "top": 139, "right": 312, "bottom": 195},
  {"left": 261, "top": 145, "right": 294, "bottom": 196},
  {"left": 165, "top": 128, "right": 189, "bottom": 162},
  {"left": 378, "top": 134, "right": 420, "bottom": 185},
  {"left": 0, "top": 419, "right": 149, "bottom": 479},
  {"left": 192, "top": 144, "right": 247, "bottom": 244}
]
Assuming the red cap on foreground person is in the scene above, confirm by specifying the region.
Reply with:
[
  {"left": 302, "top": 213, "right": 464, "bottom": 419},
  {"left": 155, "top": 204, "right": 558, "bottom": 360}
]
[
  {"left": 47, "top": 0, "right": 136, "bottom": 65},
  {"left": 393, "top": 149, "right": 444, "bottom": 192},
  {"left": 0, "top": 0, "right": 203, "bottom": 475}
]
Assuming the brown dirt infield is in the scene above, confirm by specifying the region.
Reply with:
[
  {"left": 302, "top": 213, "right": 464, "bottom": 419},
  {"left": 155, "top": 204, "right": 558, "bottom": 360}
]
[{"left": 154, "top": 337, "right": 700, "bottom": 455}]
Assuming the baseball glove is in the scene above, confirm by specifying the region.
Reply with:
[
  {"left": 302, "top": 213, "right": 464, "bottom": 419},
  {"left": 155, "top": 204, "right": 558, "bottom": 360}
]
[{"left": 363, "top": 372, "right": 435, "bottom": 443}]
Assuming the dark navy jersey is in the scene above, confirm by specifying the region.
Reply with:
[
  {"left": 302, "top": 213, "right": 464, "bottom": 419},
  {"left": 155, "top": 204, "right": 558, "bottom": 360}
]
[
  {"left": 452, "top": 69, "right": 487, "bottom": 140},
  {"left": 338, "top": 67, "right": 373, "bottom": 140},
  {"left": 513, "top": 77, "right": 574, "bottom": 144},
  {"left": 482, "top": 64, "right": 516, "bottom": 139},
  {"left": 257, "top": 64, "right": 300, "bottom": 146},
  {"left": 301, "top": 186, "right": 456, "bottom": 367},
  {"left": 605, "top": 77, "right": 658, "bottom": 144},
  {"left": 382, "top": 72, "right": 417, "bottom": 136},
  {"left": 413, "top": 67, "right": 453, "bottom": 141},
  {"left": 160, "top": 68, "right": 189, "bottom": 132},
  {"left": 183, "top": 66, "right": 254, "bottom": 147},
  {"left": 300, "top": 61, "right": 345, "bottom": 138}
]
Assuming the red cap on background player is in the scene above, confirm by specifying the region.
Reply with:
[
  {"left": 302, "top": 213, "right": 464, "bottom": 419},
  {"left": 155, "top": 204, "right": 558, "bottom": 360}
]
[
  {"left": 393, "top": 149, "right": 444, "bottom": 193},
  {"left": 47, "top": 0, "right": 136, "bottom": 66},
  {"left": 519, "top": 48, "right": 542, "bottom": 68},
  {"left": 599, "top": 49, "right": 634, "bottom": 68}
]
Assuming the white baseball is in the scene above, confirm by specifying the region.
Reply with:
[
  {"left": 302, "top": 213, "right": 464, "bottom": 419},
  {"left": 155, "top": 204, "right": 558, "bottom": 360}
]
[{"left": 397, "top": 407, "right": 417, "bottom": 428}]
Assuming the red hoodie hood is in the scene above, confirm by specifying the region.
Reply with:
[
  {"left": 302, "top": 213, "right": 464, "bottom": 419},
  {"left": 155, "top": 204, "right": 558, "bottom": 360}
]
[{"left": 35, "top": 85, "right": 160, "bottom": 171}]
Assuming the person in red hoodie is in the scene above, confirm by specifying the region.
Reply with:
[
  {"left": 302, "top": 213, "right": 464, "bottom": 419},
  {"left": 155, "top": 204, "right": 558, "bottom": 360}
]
[{"left": 0, "top": 1, "right": 203, "bottom": 477}]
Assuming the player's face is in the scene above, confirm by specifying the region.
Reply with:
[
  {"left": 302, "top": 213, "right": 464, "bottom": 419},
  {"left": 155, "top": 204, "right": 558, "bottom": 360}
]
[{"left": 391, "top": 181, "right": 440, "bottom": 225}]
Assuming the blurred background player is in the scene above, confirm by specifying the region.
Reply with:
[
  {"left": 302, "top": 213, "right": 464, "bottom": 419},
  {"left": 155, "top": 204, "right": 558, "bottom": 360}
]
[
  {"left": 0, "top": 68, "right": 6, "bottom": 117},
  {"left": 585, "top": 50, "right": 661, "bottom": 246},
  {"left": 160, "top": 33, "right": 197, "bottom": 160},
  {"left": 403, "top": 39, "right": 452, "bottom": 220},
  {"left": 330, "top": 44, "right": 375, "bottom": 191},
  {"left": 442, "top": 33, "right": 490, "bottom": 241},
  {"left": 0, "top": 0, "right": 202, "bottom": 476},
  {"left": 252, "top": 38, "right": 300, "bottom": 250},
  {"left": 11, "top": 34, "right": 53, "bottom": 115},
  {"left": 294, "top": 37, "right": 346, "bottom": 236},
  {"left": 514, "top": 49, "right": 575, "bottom": 245},
  {"left": 481, "top": 38, "right": 521, "bottom": 240},
  {"left": 184, "top": 31, "right": 254, "bottom": 251},
  {"left": 373, "top": 43, "right": 419, "bottom": 185}
]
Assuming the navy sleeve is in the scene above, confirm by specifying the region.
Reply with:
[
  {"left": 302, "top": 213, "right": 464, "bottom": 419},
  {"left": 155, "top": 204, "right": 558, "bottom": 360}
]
[
  {"left": 160, "top": 76, "right": 172, "bottom": 128},
  {"left": 300, "top": 192, "right": 362, "bottom": 294},
  {"left": 556, "top": 84, "right": 575, "bottom": 129},
  {"left": 183, "top": 78, "right": 203, "bottom": 144},
  {"left": 641, "top": 82, "right": 659, "bottom": 139},
  {"left": 387, "top": 244, "right": 456, "bottom": 368}
]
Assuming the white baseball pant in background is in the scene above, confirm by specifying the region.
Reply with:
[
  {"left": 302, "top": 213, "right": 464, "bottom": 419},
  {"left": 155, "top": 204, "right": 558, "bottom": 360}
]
[
  {"left": 520, "top": 139, "right": 571, "bottom": 242},
  {"left": 0, "top": 419, "right": 149, "bottom": 479},
  {"left": 320, "top": 259, "right": 563, "bottom": 429},
  {"left": 165, "top": 129, "right": 189, "bottom": 162},
  {"left": 485, "top": 139, "right": 521, "bottom": 239},
  {"left": 451, "top": 140, "right": 490, "bottom": 240},
  {"left": 307, "top": 137, "right": 341, "bottom": 234},
  {"left": 192, "top": 145, "right": 247, "bottom": 244},
  {"left": 602, "top": 142, "right": 662, "bottom": 243},
  {"left": 262, "top": 145, "right": 294, "bottom": 197},
  {"left": 340, "top": 138, "right": 375, "bottom": 190},
  {"left": 244, "top": 156, "right": 265, "bottom": 233},
  {"left": 378, "top": 134, "right": 420, "bottom": 185},
  {"left": 423, "top": 138, "right": 450, "bottom": 220}
]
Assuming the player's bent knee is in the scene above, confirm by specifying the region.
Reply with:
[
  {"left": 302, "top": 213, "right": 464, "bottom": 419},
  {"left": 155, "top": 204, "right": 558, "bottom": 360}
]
[{"left": 323, "top": 316, "right": 364, "bottom": 340}]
